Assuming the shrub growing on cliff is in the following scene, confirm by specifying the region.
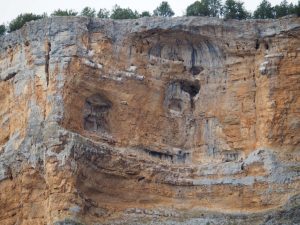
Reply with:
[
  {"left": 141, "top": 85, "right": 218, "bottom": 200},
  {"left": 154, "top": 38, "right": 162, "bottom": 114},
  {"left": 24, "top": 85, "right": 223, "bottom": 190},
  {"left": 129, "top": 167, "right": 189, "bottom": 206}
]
[
  {"left": 110, "top": 5, "right": 139, "bottom": 19},
  {"left": 0, "top": 24, "right": 6, "bottom": 36},
  {"left": 186, "top": 0, "right": 222, "bottom": 17},
  {"left": 153, "top": 1, "right": 175, "bottom": 17},
  {"left": 9, "top": 13, "right": 44, "bottom": 32},
  {"left": 81, "top": 7, "right": 96, "bottom": 17},
  {"left": 51, "top": 9, "right": 78, "bottom": 16}
]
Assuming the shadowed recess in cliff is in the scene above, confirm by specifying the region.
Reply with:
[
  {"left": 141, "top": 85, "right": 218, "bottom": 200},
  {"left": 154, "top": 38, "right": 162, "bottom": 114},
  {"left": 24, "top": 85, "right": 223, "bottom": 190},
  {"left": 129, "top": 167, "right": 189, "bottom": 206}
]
[
  {"left": 129, "top": 29, "right": 223, "bottom": 73},
  {"left": 140, "top": 147, "right": 190, "bottom": 163},
  {"left": 83, "top": 93, "right": 112, "bottom": 133},
  {"left": 164, "top": 80, "right": 200, "bottom": 113}
]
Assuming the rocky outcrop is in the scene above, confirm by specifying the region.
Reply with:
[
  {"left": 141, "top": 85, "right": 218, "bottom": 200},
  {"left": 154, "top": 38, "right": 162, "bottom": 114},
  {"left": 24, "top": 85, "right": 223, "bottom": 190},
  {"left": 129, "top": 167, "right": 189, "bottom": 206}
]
[{"left": 0, "top": 16, "right": 299, "bottom": 225}]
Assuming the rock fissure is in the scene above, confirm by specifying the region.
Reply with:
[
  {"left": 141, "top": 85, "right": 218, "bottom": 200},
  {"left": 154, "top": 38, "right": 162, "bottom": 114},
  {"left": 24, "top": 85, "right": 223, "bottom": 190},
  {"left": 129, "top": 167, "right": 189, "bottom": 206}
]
[
  {"left": 45, "top": 42, "right": 51, "bottom": 86},
  {"left": 3, "top": 71, "right": 17, "bottom": 81}
]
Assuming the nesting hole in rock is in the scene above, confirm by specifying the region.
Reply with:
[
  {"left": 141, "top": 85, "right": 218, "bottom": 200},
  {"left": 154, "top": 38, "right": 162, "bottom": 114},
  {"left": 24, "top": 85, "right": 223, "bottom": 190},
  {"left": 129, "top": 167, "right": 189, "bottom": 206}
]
[
  {"left": 264, "top": 42, "right": 269, "bottom": 50},
  {"left": 189, "top": 66, "right": 204, "bottom": 76},
  {"left": 83, "top": 94, "right": 112, "bottom": 133},
  {"left": 178, "top": 80, "right": 200, "bottom": 98},
  {"left": 241, "top": 163, "right": 245, "bottom": 170},
  {"left": 138, "top": 177, "right": 145, "bottom": 182},
  {"left": 255, "top": 39, "right": 260, "bottom": 50}
]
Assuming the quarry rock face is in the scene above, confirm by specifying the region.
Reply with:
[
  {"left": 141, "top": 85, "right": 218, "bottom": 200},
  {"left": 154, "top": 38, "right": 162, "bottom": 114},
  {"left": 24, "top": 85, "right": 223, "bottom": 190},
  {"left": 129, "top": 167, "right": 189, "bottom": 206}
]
[{"left": 0, "top": 16, "right": 300, "bottom": 225}]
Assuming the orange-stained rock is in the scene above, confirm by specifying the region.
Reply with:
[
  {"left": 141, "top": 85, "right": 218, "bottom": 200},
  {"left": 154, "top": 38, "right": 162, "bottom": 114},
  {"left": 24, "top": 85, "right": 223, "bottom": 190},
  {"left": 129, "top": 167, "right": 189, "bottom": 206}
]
[{"left": 0, "top": 16, "right": 299, "bottom": 225}]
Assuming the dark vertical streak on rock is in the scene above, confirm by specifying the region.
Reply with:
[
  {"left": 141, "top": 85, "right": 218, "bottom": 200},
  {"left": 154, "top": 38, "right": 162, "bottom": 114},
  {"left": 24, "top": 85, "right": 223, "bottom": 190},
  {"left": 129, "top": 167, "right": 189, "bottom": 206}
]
[
  {"left": 45, "top": 42, "right": 51, "bottom": 86},
  {"left": 191, "top": 45, "right": 197, "bottom": 67}
]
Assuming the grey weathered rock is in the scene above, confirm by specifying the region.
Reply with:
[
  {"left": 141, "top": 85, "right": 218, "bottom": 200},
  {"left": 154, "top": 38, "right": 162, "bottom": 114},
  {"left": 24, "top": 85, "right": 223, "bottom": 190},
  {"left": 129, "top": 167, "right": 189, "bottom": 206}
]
[{"left": 0, "top": 16, "right": 299, "bottom": 225}]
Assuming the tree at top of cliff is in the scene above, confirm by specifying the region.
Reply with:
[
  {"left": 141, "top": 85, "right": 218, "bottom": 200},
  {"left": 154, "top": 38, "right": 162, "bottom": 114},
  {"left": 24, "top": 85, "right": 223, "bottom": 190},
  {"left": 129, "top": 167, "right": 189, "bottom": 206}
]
[
  {"left": 9, "top": 13, "right": 45, "bottom": 32},
  {"left": 209, "top": 0, "right": 223, "bottom": 17},
  {"left": 110, "top": 5, "right": 139, "bottom": 20},
  {"left": 295, "top": 0, "right": 300, "bottom": 16},
  {"left": 274, "top": 0, "right": 295, "bottom": 18},
  {"left": 140, "top": 11, "right": 152, "bottom": 17},
  {"left": 253, "top": 0, "right": 299, "bottom": 19},
  {"left": 51, "top": 9, "right": 78, "bottom": 16},
  {"left": 0, "top": 24, "right": 6, "bottom": 36},
  {"left": 223, "top": 0, "right": 251, "bottom": 20},
  {"left": 153, "top": 1, "right": 175, "bottom": 17},
  {"left": 81, "top": 7, "right": 96, "bottom": 18},
  {"left": 97, "top": 8, "right": 110, "bottom": 18},
  {"left": 186, "top": 0, "right": 222, "bottom": 17},
  {"left": 254, "top": 0, "right": 274, "bottom": 19},
  {"left": 186, "top": 1, "right": 209, "bottom": 17},
  {"left": 254, "top": 0, "right": 275, "bottom": 19}
]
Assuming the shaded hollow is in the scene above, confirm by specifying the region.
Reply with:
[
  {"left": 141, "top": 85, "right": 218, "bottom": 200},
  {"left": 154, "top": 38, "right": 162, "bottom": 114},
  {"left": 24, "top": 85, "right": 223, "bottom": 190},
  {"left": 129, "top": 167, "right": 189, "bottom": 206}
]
[
  {"left": 142, "top": 147, "right": 190, "bottom": 163},
  {"left": 178, "top": 80, "right": 200, "bottom": 109},
  {"left": 130, "top": 29, "right": 223, "bottom": 72},
  {"left": 83, "top": 94, "right": 112, "bottom": 133},
  {"left": 165, "top": 80, "right": 200, "bottom": 113},
  {"left": 178, "top": 80, "right": 200, "bottom": 98},
  {"left": 190, "top": 66, "right": 204, "bottom": 75}
]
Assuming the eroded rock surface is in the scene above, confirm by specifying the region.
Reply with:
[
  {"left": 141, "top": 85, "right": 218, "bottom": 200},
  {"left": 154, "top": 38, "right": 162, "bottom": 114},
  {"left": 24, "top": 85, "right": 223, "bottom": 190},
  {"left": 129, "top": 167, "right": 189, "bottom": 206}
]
[{"left": 0, "top": 16, "right": 299, "bottom": 225}]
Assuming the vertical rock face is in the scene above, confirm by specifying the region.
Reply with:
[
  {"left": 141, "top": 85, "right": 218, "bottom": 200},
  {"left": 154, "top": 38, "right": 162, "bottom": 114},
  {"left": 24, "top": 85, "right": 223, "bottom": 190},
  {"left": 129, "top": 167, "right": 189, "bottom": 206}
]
[{"left": 0, "top": 16, "right": 299, "bottom": 225}]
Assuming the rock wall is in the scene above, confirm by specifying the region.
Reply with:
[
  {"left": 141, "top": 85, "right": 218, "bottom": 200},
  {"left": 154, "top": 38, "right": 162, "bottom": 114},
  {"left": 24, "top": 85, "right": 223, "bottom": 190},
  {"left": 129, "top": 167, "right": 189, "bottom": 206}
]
[{"left": 0, "top": 16, "right": 299, "bottom": 225}]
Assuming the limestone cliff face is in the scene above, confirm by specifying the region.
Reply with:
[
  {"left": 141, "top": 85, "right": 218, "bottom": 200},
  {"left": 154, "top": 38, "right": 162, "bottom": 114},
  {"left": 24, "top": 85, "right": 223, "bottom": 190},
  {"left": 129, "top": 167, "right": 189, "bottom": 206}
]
[{"left": 0, "top": 16, "right": 299, "bottom": 225}]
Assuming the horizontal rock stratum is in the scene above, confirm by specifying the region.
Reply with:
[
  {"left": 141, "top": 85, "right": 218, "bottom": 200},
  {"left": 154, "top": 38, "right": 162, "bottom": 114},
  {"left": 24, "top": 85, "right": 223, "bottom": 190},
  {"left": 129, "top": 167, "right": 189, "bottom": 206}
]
[{"left": 0, "top": 16, "right": 300, "bottom": 225}]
